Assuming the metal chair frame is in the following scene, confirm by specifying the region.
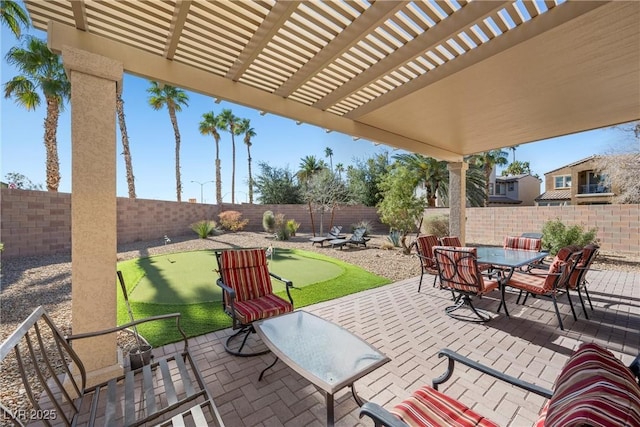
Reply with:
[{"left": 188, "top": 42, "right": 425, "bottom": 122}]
[{"left": 411, "top": 235, "right": 440, "bottom": 292}]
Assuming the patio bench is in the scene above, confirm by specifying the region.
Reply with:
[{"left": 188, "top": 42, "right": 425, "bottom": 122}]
[
  {"left": 0, "top": 306, "right": 224, "bottom": 427},
  {"left": 360, "top": 342, "right": 640, "bottom": 426}
]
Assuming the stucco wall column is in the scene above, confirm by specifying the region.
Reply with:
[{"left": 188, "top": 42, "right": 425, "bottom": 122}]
[
  {"left": 62, "top": 47, "right": 122, "bottom": 381},
  {"left": 447, "top": 162, "right": 468, "bottom": 244}
]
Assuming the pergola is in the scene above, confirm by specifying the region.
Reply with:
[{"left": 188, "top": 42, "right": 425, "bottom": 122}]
[{"left": 24, "top": 0, "right": 640, "bottom": 381}]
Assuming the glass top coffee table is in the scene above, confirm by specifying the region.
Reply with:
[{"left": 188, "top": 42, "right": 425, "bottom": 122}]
[{"left": 254, "top": 310, "right": 390, "bottom": 427}]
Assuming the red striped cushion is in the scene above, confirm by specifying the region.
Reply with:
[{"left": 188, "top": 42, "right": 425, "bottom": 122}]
[
  {"left": 545, "top": 343, "right": 640, "bottom": 426},
  {"left": 390, "top": 385, "right": 498, "bottom": 427},
  {"left": 416, "top": 235, "right": 440, "bottom": 269},
  {"left": 220, "top": 249, "right": 273, "bottom": 302},
  {"left": 508, "top": 255, "right": 565, "bottom": 294},
  {"left": 233, "top": 293, "right": 293, "bottom": 324},
  {"left": 567, "top": 244, "right": 596, "bottom": 289},
  {"left": 434, "top": 247, "right": 498, "bottom": 294},
  {"left": 503, "top": 236, "right": 542, "bottom": 252},
  {"left": 441, "top": 236, "right": 462, "bottom": 247}
]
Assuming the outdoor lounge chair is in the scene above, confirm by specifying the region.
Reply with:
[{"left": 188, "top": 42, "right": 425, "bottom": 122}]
[
  {"left": 215, "top": 248, "right": 294, "bottom": 357},
  {"left": 360, "top": 342, "right": 640, "bottom": 427},
  {"left": 433, "top": 246, "right": 500, "bottom": 322},
  {"left": 309, "top": 225, "right": 344, "bottom": 246},
  {"left": 411, "top": 234, "right": 440, "bottom": 291},
  {"left": 328, "top": 227, "right": 370, "bottom": 249}
]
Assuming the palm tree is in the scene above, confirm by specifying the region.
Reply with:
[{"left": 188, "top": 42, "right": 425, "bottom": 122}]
[
  {"left": 297, "top": 155, "right": 326, "bottom": 183},
  {"left": 469, "top": 149, "right": 509, "bottom": 207},
  {"left": 217, "top": 109, "right": 241, "bottom": 204},
  {"left": 335, "top": 163, "right": 345, "bottom": 179},
  {"left": 147, "top": 81, "right": 189, "bottom": 202},
  {"left": 239, "top": 118, "right": 256, "bottom": 204},
  {"left": 324, "top": 147, "right": 334, "bottom": 171},
  {"left": 1, "top": 1, "right": 30, "bottom": 38},
  {"left": 199, "top": 111, "right": 223, "bottom": 204},
  {"left": 116, "top": 91, "right": 136, "bottom": 198},
  {"left": 508, "top": 145, "right": 519, "bottom": 162},
  {"left": 4, "top": 36, "right": 70, "bottom": 191}
]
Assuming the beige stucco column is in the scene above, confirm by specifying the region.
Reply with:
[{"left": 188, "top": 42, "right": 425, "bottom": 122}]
[
  {"left": 447, "top": 162, "right": 468, "bottom": 244},
  {"left": 63, "top": 47, "right": 122, "bottom": 383}
]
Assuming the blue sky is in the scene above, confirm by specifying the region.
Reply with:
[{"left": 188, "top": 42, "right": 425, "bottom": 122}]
[{"left": 0, "top": 23, "right": 627, "bottom": 203}]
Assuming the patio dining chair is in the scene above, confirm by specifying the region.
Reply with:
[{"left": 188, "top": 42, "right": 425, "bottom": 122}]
[
  {"left": 440, "top": 236, "right": 492, "bottom": 273},
  {"left": 505, "top": 247, "right": 582, "bottom": 330},
  {"left": 411, "top": 234, "right": 440, "bottom": 291},
  {"left": 566, "top": 244, "right": 599, "bottom": 319},
  {"left": 215, "top": 248, "right": 294, "bottom": 357},
  {"left": 433, "top": 246, "right": 500, "bottom": 322},
  {"left": 503, "top": 235, "right": 542, "bottom": 251}
]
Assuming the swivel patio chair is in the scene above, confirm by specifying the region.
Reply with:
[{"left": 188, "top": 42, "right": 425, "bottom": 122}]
[
  {"left": 215, "top": 248, "right": 294, "bottom": 357},
  {"left": 440, "top": 236, "right": 492, "bottom": 273},
  {"left": 411, "top": 234, "right": 440, "bottom": 292},
  {"left": 566, "top": 244, "right": 599, "bottom": 319},
  {"left": 505, "top": 247, "right": 582, "bottom": 330},
  {"left": 433, "top": 246, "right": 500, "bottom": 322}
]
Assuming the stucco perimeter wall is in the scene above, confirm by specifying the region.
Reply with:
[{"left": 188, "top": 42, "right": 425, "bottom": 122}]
[
  {"left": 0, "top": 188, "right": 383, "bottom": 257},
  {"left": 427, "top": 204, "right": 639, "bottom": 253}
]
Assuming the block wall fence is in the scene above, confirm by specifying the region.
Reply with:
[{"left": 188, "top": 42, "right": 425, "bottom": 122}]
[{"left": 1, "top": 188, "right": 638, "bottom": 257}]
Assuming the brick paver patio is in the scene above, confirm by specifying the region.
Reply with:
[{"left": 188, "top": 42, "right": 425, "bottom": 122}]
[{"left": 155, "top": 269, "right": 640, "bottom": 427}]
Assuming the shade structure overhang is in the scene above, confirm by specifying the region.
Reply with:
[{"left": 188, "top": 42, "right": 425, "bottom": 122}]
[{"left": 25, "top": 0, "right": 640, "bottom": 161}]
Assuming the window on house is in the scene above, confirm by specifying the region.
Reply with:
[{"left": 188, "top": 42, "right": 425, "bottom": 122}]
[
  {"left": 489, "top": 183, "right": 494, "bottom": 195},
  {"left": 496, "top": 183, "right": 506, "bottom": 195},
  {"left": 554, "top": 175, "right": 571, "bottom": 189},
  {"left": 508, "top": 182, "right": 515, "bottom": 191}
]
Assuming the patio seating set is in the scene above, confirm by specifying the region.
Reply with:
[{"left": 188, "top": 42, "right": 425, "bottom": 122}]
[{"left": 2, "top": 245, "right": 638, "bottom": 426}]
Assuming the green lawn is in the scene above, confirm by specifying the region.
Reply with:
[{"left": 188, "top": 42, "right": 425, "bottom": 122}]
[{"left": 117, "top": 248, "right": 390, "bottom": 347}]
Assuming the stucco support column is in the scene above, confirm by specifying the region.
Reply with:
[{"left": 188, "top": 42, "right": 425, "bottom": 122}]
[
  {"left": 447, "top": 162, "right": 468, "bottom": 244},
  {"left": 63, "top": 47, "right": 123, "bottom": 384}
]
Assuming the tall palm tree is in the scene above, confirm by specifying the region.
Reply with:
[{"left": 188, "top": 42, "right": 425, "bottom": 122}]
[
  {"left": 116, "top": 91, "right": 136, "bottom": 198},
  {"left": 297, "top": 155, "right": 326, "bottom": 183},
  {"left": 324, "top": 147, "right": 334, "bottom": 171},
  {"left": 508, "top": 145, "right": 519, "bottom": 162},
  {"left": 4, "top": 36, "right": 70, "bottom": 191},
  {"left": 217, "top": 109, "right": 241, "bottom": 204},
  {"left": 239, "top": 118, "right": 256, "bottom": 204},
  {"left": 1, "top": 1, "right": 30, "bottom": 38},
  {"left": 199, "top": 111, "right": 223, "bottom": 204},
  {"left": 469, "top": 149, "right": 509, "bottom": 207},
  {"left": 147, "top": 81, "right": 189, "bottom": 202},
  {"left": 335, "top": 163, "right": 345, "bottom": 179}
]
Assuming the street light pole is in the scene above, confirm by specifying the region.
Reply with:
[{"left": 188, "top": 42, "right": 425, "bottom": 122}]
[{"left": 191, "top": 180, "right": 214, "bottom": 203}]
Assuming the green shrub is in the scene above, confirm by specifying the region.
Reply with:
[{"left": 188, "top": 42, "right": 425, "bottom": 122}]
[
  {"left": 387, "top": 230, "right": 401, "bottom": 247},
  {"left": 541, "top": 218, "right": 598, "bottom": 255},
  {"left": 262, "top": 210, "right": 275, "bottom": 233},
  {"left": 274, "top": 213, "right": 290, "bottom": 240},
  {"left": 218, "top": 211, "right": 249, "bottom": 231},
  {"left": 191, "top": 220, "right": 216, "bottom": 239},
  {"left": 286, "top": 219, "right": 300, "bottom": 236},
  {"left": 351, "top": 220, "right": 373, "bottom": 236},
  {"left": 422, "top": 214, "right": 449, "bottom": 238}
]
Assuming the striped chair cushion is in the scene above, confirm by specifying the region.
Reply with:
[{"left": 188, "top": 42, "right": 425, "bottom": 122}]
[
  {"left": 507, "top": 255, "right": 564, "bottom": 294},
  {"left": 390, "top": 385, "right": 499, "bottom": 427},
  {"left": 416, "top": 235, "right": 440, "bottom": 269},
  {"left": 233, "top": 293, "right": 293, "bottom": 324},
  {"left": 544, "top": 342, "right": 640, "bottom": 426},
  {"left": 503, "top": 236, "right": 542, "bottom": 252},
  {"left": 219, "top": 249, "right": 273, "bottom": 302},
  {"left": 434, "top": 247, "right": 498, "bottom": 294},
  {"left": 441, "top": 236, "right": 461, "bottom": 247},
  {"left": 567, "top": 244, "right": 597, "bottom": 289}
]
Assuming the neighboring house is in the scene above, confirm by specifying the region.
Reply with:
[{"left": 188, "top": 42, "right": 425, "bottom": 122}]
[
  {"left": 488, "top": 168, "right": 541, "bottom": 207},
  {"left": 536, "top": 155, "right": 615, "bottom": 206}
]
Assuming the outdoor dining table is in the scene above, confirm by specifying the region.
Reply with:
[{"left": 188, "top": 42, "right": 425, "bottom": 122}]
[{"left": 475, "top": 247, "right": 549, "bottom": 317}]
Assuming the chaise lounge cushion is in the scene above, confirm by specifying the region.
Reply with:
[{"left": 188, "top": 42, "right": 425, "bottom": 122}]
[
  {"left": 541, "top": 342, "right": 640, "bottom": 426},
  {"left": 390, "top": 385, "right": 499, "bottom": 427}
]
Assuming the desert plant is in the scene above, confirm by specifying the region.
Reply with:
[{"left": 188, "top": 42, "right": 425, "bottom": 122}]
[
  {"left": 541, "top": 218, "right": 598, "bottom": 255},
  {"left": 387, "top": 230, "right": 402, "bottom": 247},
  {"left": 218, "top": 210, "right": 249, "bottom": 231},
  {"left": 422, "top": 214, "right": 449, "bottom": 238},
  {"left": 191, "top": 220, "right": 216, "bottom": 238},
  {"left": 274, "top": 213, "right": 290, "bottom": 241},
  {"left": 286, "top": 219, "right": 300, "bottom": 236},
  {"left": 351, "top": 220, "right": 373, "bottom": 236},
  {"left": 262, "top": 210, "right": 275, "bottom": 233}
]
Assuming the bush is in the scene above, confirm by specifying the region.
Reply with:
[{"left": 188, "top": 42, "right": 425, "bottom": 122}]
[
  {"left": 422, "top": 214, "right": 449, "bottom": 237},
  {"left": 218, "top": 211, "right": 249, "bottom": 231},
  {"left": 351, "top": 220, "right": 373, "bottom": 236},
  {"left": 262, "top": 210, "right": 275, "bottom": 233},
  {"left": 541, "top": 218, "right": 598, "bottom": 255},
  {"left": 286, "top": 219, "right": 300, "bottom": 236},
  {"left": 191, "top": 220, "right": 216, "bottom": 239},
  {"left": 274, "top": 213, "right": 290, "bottom": 241},
  {"left": 387, "top": 230, "right": 401, "bottom": 247}
]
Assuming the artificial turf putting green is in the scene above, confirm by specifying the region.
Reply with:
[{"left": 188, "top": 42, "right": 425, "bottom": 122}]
[
  {"left": 116, "top": 248, "right": 390, "bottom": 347},
  {"left": 130, "top": 248, "right": 343, "bottom": 304}
]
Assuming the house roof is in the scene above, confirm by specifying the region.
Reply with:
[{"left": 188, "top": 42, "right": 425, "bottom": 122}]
[
  {"left": 495, "top": 173, "right": 536, "bottom": 182},
  {"left": 535, "top": 189, "right": 571, "bottom": 201},
  {"left": 489, "top": 195, "right": 522, "bottom": 205},
  {"left": 544, "top": 155, "right": 599, "bottom": 175},
  {"left": 25, "top": 1, "right": 640, "bottom": 161}
]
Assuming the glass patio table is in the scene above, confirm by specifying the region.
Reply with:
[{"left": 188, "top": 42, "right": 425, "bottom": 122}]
[
  {"left": 475, "top": 247, "right": 549, "bottom": 317},
  {"left": 254, "top": 310, "right": 390, "bottom": 427}
]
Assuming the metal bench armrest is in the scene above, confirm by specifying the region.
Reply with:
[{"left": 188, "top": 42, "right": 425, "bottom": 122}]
[{"left": 359, "top": 402, "right": 409, "bottom": 427}]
